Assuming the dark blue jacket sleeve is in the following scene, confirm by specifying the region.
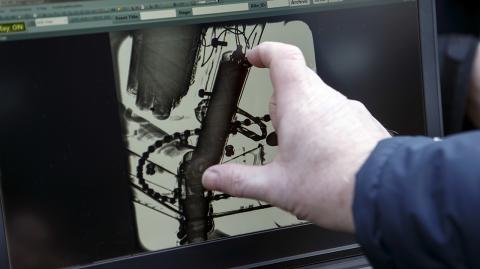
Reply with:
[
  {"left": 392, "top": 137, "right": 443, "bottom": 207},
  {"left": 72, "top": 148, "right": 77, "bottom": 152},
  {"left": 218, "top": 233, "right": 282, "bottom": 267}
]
[{"left": 353, "top": 131, "right": 480, "bottom": 269}]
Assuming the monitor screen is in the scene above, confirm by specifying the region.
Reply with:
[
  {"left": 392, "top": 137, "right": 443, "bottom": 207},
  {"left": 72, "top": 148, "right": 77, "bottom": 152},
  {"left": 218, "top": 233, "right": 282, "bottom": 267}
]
[{"left": 0, "top": 0, "right": 430, "bottom": 268}]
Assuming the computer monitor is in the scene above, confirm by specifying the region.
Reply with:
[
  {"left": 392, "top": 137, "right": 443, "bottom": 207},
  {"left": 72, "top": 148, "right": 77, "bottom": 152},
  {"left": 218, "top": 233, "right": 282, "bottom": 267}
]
[{"left": 0, "top": 0, "right": 441, "bottom": 268}]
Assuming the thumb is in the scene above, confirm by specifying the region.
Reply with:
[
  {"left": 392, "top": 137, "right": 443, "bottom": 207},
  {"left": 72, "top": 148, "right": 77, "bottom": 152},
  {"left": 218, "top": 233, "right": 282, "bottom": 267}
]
[{"left": 202, "top": 163, "right": 273, "bottom": 201}]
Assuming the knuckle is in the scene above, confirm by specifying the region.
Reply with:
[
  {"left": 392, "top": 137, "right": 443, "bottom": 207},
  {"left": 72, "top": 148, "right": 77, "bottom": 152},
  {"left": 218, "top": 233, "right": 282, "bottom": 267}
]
[
  {"left": 227, "top": 169, "right": 246, "bottom": 197},
  {"left": 257, "top": 41, "right": 273, "bottom": 55},
  {"left": 283, "top": 45, "right": 304, "bottom": 61}
]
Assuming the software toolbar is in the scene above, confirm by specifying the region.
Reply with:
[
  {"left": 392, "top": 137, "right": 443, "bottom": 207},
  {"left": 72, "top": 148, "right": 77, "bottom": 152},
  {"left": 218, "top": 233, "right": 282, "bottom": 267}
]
[{"left": 0, "top": 0, "right": 409, "bottom": 41}]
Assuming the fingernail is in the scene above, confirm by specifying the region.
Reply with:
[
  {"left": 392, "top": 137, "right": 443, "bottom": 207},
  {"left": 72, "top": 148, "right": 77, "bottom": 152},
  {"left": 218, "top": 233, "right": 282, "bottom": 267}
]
[{"left": 202, "top": 169, "right": 220, "bottom": 188}]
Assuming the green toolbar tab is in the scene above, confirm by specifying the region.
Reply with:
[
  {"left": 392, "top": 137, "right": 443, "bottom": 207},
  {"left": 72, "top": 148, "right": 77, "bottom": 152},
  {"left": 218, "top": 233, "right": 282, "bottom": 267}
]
[{"left": 0, "top": 22, "right": 26, "bottom": 33}]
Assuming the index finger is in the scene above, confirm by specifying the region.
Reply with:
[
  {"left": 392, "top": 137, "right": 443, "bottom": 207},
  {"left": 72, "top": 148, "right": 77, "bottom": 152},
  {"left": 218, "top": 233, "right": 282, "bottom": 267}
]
[{"left": 246, "top": 42, "right": 313, "bottom": 99}]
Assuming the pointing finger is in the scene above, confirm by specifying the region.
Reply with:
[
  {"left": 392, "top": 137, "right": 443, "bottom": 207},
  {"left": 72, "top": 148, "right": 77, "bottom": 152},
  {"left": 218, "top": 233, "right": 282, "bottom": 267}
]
[{"left": 247, "top": 42, "right": 310, "bottom": 92}]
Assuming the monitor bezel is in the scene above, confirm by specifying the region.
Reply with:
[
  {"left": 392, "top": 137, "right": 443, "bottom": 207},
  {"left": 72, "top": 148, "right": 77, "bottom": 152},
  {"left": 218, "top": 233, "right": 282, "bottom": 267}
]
[
  {"left": 418, "top": 0, "right": 444, "bottom": 137},
  {"left": 80, "top": 224, "right": 360, "bottom": 269},
  {"left": 0, "top": 0, "right": 442, "bottom": 268}
]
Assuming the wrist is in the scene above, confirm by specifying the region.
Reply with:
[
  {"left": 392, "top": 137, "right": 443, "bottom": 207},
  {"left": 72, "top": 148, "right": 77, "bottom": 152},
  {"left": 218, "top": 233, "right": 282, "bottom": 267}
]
[{"left": 340, "top": 132, "right": 391, "bottom": 233}]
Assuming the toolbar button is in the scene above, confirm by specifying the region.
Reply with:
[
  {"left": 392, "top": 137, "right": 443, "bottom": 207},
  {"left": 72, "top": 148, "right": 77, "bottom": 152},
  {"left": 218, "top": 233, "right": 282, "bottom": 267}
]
[
  {"left": 35, "top": 16, "right": 68, "bottom": 27},
  {"left": 140, "top": 9, "right": 176, "bottom": 20}
]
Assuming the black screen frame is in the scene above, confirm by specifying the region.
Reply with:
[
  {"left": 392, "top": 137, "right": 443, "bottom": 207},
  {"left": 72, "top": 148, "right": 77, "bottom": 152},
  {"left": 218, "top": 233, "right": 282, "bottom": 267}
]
[
  {"left": 0, "top": 0, "right": 442, "bottom": 268},
  {"left": 418, "top": 0, "right": 443, "bottom": 137}
]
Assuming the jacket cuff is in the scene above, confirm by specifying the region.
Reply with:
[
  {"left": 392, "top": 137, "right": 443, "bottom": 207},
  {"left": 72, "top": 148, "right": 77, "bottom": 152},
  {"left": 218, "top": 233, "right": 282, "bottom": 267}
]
[{"left": 352, "top": 137, "right": 434, "bottom": 268}]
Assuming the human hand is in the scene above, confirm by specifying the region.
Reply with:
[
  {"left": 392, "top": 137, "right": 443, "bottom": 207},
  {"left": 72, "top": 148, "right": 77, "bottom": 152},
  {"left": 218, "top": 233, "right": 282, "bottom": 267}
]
[{"left": 202, "top": 42, "right": 391, "bottom": 233}]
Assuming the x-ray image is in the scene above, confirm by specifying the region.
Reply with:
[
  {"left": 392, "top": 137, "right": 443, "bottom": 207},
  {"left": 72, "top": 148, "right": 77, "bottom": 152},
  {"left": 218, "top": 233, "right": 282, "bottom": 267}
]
[{"left": 110, "top": 19, "right": 317, "bottom": 251}]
